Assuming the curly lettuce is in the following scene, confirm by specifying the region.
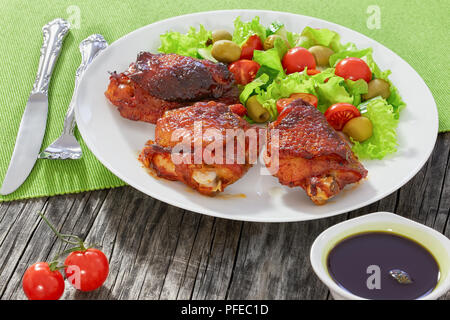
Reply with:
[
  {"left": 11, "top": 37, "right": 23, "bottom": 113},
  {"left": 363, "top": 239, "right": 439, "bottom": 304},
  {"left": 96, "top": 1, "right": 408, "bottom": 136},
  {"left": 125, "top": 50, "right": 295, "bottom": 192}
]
[
  {"left": 233, "top": 16, "right": 267, "bottom": 45},
  {"left": 352, "top": 98, "right": 399, "bottom": 159},
  {"left": 252, "top": 36, "right": 287, "bottom": 77},
  {"left": 266, "top": 21, "right": 299, "bottom": 48},
  {"left": 159, "top": 25, "right": 211, "bottom": 58},
  {"left": 296, "top": 27, "right": 355, "bottom": 53},
  {"left": 256, "top": 72, "right": 317, "bottom": 119}
]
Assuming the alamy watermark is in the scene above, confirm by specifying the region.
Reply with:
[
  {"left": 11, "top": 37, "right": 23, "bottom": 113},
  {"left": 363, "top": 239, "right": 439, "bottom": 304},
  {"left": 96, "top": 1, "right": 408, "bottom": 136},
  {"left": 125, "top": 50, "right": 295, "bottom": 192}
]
[
  {"left": 366, "top": 5, "right": 381, "bottom": 30},
  {"left": 66, "top": 5, "right": 81, "bottom": 29},
  {"left": 167, "top": 122, "right": 280, "bottom": 174}
]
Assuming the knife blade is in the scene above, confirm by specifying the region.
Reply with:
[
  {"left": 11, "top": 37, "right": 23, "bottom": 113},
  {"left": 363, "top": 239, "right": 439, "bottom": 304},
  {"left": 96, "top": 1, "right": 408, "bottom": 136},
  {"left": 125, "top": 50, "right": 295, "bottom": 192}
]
[{"left": 0, "top": 18, "right": 70, "bottom": 195}]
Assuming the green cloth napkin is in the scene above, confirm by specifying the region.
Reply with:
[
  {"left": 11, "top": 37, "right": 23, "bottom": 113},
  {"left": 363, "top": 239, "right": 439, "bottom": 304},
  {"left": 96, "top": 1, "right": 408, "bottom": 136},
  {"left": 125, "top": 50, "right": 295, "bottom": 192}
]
[{"left": 1, "top": 0, "right": 448, "bottom": 201}]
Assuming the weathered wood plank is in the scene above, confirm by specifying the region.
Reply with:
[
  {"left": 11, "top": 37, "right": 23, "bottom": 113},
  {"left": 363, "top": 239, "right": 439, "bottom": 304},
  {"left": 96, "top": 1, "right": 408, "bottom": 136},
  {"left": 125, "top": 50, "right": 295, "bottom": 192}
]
[
  {"left": 395, "top": 133, "right": 450, "bottom": 228},
  {"left": 0, "top": 197, "right": 48, "bottom": 298},
  {"left": 225, "top": 216, "right": 347, "bottom": 300},
  {"left": 188, "top": 217, "right": 242, "bottom": 300}
]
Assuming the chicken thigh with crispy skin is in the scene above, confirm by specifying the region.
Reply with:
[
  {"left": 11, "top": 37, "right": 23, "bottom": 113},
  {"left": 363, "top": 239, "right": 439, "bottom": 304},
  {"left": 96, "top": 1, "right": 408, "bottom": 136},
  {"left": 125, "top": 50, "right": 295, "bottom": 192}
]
[
  {"left": 264, "top": 99, "right": 367, "bottom": 205},
  {"left": 105, "top": 52, "right": 239, "bottom": 124},
  {"left": 139, "top": 101, "right": 258, "bottom": 195}
]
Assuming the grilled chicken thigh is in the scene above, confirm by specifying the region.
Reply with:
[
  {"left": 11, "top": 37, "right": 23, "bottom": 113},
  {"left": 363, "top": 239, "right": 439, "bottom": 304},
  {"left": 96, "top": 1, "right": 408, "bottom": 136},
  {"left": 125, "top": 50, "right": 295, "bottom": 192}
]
[
  {"left": 139, "top": 101, "right": 258, "bottom": 195},
  {"left": 264, "top": 99, "right": 367, "bottom": 205},
  {"left": 105, "top": 52, "right": 239, "bottom": 123}
]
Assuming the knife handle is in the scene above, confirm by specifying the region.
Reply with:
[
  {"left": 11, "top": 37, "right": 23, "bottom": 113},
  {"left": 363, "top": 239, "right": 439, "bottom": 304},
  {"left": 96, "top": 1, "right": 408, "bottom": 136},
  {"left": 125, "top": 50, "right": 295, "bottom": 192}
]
[
  {"left": 63, "top": 34, "right": 108, "bottom": 135},
  {"left": 31, "top": 18, "right": 70, "bottom": 95}
]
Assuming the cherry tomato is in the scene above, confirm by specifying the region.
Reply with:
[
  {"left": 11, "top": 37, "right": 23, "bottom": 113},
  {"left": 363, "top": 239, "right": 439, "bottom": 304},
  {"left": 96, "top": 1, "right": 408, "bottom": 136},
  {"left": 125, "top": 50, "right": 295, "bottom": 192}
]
[
  {"left": 64, "top": 248, "right": 109, "bottom": 292},
  {"left": 276, "top": 93, "right": 318, "bottom": 114},
  {"left": 240, "top": 34, "right": 263, "bottom": 60},
  {"left": 306, "top": 69, "right": 321, "bottom": 76},
  {"left": 228, "top": 59, "right": 260, "bottom": 85},
  {"left": 324, "top": 103, "right": 361, "bottom": 130},
  {"left": 22, "top": 262, "right": 65, "bottom": 300},
  {"left": 282, "top": 47, "right": 316, "bottom": 74},
  {"left": 229, "top": 104, "right": 247, "bottom": 117},
  {"left": 335, "top": 57, "right": 372, "bottom": 83}
]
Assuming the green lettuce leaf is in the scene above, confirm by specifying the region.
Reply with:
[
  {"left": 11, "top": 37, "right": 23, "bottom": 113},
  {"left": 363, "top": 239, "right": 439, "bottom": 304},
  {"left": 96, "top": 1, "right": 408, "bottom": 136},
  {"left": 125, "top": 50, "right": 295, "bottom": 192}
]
[
  {"left": 329, "top": 48, "right": 372, "bottom": 67},
  {"left": 239, "top": 73, "right": 270, "bottom": 105},
  {"left": 297, "top": 27, "right": 354, "bottom": 53},
  {"left": 315, "top": 76, "right": 353, "bottom": 112},
  {"left": 352, "top": 98, "right": 399, "bottom": 159},
  {"left": 252, "top": 36, "right": 287, "bottom": 77},
  {"left": 255, "top": 65, "right": 281, "bottom": 88},
  {"left": 233, "top": 16, "right": 267, "bottom": 45},
  {"left": 286, "top": 31, "right": 300, "bottom": 48},
  {"left": 266, "top": 21, "right": 284, "bottom": 36},
  {"left": 265, "top": 22, "right": 299, "bottom": 48},
  {"left": 344, "top": 79, "right": 368, "bottom": 106},
  {"left": 256, "top": 72, "right": 317, "bottom": 118},
  {"left": 159, "top": 25, "right": 211, "bottom": 58},
  {"left": 253, "top": 49, "right": 284, "bottom": 75}
]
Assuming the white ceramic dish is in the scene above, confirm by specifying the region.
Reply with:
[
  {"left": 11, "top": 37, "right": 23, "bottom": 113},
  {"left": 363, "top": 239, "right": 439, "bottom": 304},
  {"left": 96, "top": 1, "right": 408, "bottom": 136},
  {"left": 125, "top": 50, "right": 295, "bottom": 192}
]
[
  {"left": 74, "top": 10, "right": 438, "bottom": 222},
  {"left": 310, "top": 212, "right": 450, "bottom": 300}
]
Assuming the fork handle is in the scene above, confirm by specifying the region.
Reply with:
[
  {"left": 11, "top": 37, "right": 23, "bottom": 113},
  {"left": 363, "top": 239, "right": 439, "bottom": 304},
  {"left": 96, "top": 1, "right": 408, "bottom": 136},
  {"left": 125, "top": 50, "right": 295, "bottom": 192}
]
[
  {"left": 63, "top": 34, "right": 108, "bottom": 135},
  {"left": 32, "top": 18, "right": 70, "bottom": 95}
]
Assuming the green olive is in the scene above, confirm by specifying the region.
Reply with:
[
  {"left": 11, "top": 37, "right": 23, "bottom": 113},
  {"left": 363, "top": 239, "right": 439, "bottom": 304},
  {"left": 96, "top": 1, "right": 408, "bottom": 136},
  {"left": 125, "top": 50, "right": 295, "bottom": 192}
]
[
  {"left": 211, "top": 29, "right": 232, "bottom": 43},
  {"left": 363, "top": 78, "right": 391, "bottom": 100},
  {"left": 308, "top": 45, "right": 334, "bottom": 66},
  {"left": 246, "top": 96, "right": 270, "bottom": 123},
  {"left": 342, "top": 116, "right": 373, "bottom": 142},
  {"left": 263, "top": 34, "right": 290, "bottom": 50},
  {"left": 211, "top": 40, "right": 241, "bottom": 63}
]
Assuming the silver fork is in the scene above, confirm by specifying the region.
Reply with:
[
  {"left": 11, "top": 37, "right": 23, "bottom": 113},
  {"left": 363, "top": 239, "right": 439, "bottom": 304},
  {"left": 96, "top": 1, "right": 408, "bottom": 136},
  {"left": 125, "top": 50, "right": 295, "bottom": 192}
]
[{"left": 39, "top": 34, "right": 108, "bottom": 159}]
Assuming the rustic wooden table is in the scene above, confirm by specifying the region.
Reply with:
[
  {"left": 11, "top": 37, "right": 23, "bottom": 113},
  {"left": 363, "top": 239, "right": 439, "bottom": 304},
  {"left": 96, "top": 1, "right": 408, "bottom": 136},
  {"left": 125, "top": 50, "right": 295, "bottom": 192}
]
[{"left": 1, "top": 133, "right": 449, "bottom": 300}]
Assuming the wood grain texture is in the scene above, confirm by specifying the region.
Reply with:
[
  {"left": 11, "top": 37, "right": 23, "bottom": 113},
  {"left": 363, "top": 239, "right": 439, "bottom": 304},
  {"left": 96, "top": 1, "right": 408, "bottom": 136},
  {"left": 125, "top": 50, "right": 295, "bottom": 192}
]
[{"left": 0, "top": 133, "right": 449, "bottom": 300}]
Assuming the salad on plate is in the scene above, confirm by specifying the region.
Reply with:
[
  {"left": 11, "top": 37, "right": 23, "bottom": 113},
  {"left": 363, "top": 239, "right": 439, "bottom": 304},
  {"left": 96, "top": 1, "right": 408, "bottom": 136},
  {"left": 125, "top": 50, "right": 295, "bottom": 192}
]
[{"left": 158, "top": 16, "right": 405, "bottom": 160}]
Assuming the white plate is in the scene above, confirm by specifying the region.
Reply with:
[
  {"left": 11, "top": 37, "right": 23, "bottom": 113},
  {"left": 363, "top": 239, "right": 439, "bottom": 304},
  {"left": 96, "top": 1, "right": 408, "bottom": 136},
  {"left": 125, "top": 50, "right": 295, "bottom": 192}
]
[{"left": 74, "top": 10, "right": 438, "bottom": 222}]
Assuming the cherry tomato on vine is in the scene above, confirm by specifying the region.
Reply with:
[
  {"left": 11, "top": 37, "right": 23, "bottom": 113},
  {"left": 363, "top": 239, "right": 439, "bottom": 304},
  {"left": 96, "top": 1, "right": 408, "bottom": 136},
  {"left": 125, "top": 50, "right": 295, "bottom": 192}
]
[
  {"left": 240, "top": 34, "right": 263, "bottom": 60},
  {"left": 228, "top": 59, "right": 260, "bottom": 85},
  {"left": 282, "top": 47, "right": 316, "bottom": 74},
  {"left": 324, "top": 103, "right": 361, "bottom": 130},
  {"left": 22, "top": 262, "right": 65, "bottom": 300},
  {"left": 229, "top": 104, "right": 247, "bottom": 117},
  {"left": 64, "top": 248, "right": 109, "bottom": 292},
  {"left": 276, "top": 93, "right": 318, "bottom": 114},
  {"left": 335, "top": 57, "right": 372, "bottom": 83}
]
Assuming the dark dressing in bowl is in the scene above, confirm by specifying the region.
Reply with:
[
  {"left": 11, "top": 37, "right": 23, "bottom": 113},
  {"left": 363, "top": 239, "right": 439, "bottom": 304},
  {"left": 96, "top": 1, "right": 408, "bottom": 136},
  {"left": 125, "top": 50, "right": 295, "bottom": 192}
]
[{"left": 327, "top": 231, "right": 439, "bottom": 300}]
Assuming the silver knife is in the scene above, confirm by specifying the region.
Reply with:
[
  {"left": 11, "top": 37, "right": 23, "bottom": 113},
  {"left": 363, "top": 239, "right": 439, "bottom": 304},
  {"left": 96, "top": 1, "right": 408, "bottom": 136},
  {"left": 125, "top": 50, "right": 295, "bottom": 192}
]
[{"left": 0, "top": 18, "right": 70, "bottom": 195}]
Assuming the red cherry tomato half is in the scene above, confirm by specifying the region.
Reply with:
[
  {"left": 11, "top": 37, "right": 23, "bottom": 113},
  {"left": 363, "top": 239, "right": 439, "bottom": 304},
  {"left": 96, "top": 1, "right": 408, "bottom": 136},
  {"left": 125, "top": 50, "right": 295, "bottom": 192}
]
[
  {"left": 276, "top": 98, "right": 292, "bottom": 114},
  {"left": 22, "top": 262, "right": 65, "bottom": 300},
  {"left": 240, "top": 34, "right": 263, "bottom": 60},
  {"left": 290, "top": 93, "right": 318, "bottom": 108},
  {"left": 228, "top": 59, "right": 260, "bottom": 85},
  {"left": 282, "top": 47, "right": 316, "bottom": 74},
  {"left": 276, "top": 93, "right": 318, "bottom": 114},
  {"left": 324, "top": 103, "right": 361, "bottom": 130},
  {"left": 64, "top": 248, "right": 109, "bottom": 292},
  {"left": 229, "top": 104, "right": 247, "bottom": 117},
  {"left": 306, "top": 69, "right": 321, "bottom": 76},
  {"left": 335, "top": 57, "right": 372, "bottom": 83}
]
